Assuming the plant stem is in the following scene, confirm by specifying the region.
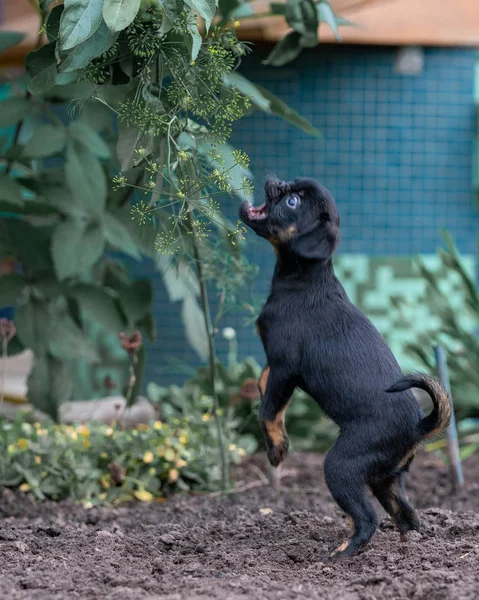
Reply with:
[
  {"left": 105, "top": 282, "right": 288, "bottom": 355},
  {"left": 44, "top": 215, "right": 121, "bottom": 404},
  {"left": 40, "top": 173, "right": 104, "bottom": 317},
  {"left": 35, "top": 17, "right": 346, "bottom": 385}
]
[
  {"left": 187, "top": 210, "right": 229, "bottom": 490},
  {"left": 0, "top": 338, "right": 7, "bottom": 406}
]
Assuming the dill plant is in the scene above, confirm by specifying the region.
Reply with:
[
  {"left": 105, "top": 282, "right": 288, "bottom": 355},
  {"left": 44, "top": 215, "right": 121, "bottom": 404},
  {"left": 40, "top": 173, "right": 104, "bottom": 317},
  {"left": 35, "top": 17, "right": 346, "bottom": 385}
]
[{"left": 2, "top": 0, "right": 349, "bottom": 486}]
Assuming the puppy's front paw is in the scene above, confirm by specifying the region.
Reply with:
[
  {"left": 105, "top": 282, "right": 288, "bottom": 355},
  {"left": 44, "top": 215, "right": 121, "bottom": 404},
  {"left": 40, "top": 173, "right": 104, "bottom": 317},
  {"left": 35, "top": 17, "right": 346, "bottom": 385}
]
[{"left": 266, "top": 436, "right": 289, "bottom": 467}]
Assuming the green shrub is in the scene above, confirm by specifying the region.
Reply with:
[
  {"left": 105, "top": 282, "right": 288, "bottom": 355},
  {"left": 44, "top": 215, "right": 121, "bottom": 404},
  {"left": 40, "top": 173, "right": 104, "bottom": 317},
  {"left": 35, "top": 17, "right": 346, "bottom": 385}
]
[
  {"left": 148, "top": 353, "right": 339, "bottom": 454},
  {"left": 401, "top": 233, "right": 479, "bottom": 420},
  {"left": 0, "top": 410, "right": 248, "bottom": 505}
]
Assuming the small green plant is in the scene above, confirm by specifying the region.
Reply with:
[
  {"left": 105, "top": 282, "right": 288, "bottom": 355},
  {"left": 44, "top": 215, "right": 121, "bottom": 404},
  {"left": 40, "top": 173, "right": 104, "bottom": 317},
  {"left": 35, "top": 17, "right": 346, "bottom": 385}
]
[
  {"left": 148, "top": 327, "right": 339, "bottom": 453},
  {"left": 0, "top": 410, "right": 249, "bottom": 505},
  {"left": 399, "top": 232, "right": 479, "bottom": 421}
]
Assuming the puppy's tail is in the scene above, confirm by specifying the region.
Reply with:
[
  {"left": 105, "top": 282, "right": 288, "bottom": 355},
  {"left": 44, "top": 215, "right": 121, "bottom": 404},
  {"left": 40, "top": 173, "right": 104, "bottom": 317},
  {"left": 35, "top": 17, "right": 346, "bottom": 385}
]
[{"left": 386, "top": 372, "right": 451, "bottom": 440}]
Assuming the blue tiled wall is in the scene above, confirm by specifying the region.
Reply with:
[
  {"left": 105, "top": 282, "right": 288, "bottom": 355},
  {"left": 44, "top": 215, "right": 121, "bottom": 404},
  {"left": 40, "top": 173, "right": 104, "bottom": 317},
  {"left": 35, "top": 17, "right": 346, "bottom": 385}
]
[{"left": 141, "top": 45, "right": 478, "bottom": 386}]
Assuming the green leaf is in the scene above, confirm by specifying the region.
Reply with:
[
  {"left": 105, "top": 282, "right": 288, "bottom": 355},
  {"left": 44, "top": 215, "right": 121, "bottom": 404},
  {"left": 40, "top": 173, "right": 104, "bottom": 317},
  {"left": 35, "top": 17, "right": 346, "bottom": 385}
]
[
  {"left": 58, "top": 19, "right": 118, "bottom": 73},
  {"left": 59, "top": 0, "right": 104, "bottom": 50},
  {"left": 156, "top": 256, "right": 200, "bottom": 302},
  {"left": 251, "top": 82, "right": 321, "bottom": 137},
  {"left": 103, "top": 212, "right": 141, "bottom": 260},
  {"left": 22, "top": 124, "right": 67, "bottom": 158},
  {"left": 225, "top": 72, "right": 321, "bottom": 137},
  {"left": 317, "top": 1, "right": 341, "bottom": 40},
  {"left": 184, "top": 0, "right": 216, "bottom": 31},
  {"left": 269, "top": 3, "right": 286, "bottom": 15},
  {"left": 51, "top": 219, "right": 105, "bottom": 280},
  {"left": 103, "top": 0, "right": 141, "bottom": 32},
  {"left": 117, "top": 280, "right": 153, "bottom": 322},
  {"left": 49, "top": 312, "right": 100, "bottom": 361},
  {"left": 263, "top": 31, "right": 303, "bottom": 67},
  {"left": 116, "top": 122, "right": 151, "bottom": 170},
  {"left": 285, "top": 0, "right": 304, "bottom": 34},
  {"left": 0, "top": 273, "right": 25, "bottom": 307},
  {"left": 0, "top": 173, "right": 25, "bottom": 206},
  {"left": 186, "top": 27, "right": 202, "bottom": 61},
  {"left": 124, "top": 216, "right": 159, "bottom": 257},
  {"left": 69, "top": 120, "right": 110, "bottom": 159},
  {"left": 14, "top": 301, "right": 51, "bottom": 355},
  {"left": 65, "top": 141, "right": 107, "bottom": 215},
  {"left": 70, "top": 284, "right": 125, "bottom": 333},
  {"left": 299, "top": 0, "right": 319, "bottom": 47},
  {"left": 182, "top": 294, "right": 208, "bottom": 360},
  {"left": 25, "top": 42, "right": 57, "bottom": 95},
  {"left": 46, "top": 4, "right": 64, "bottom": 42},
  {"left": 0, "top": 32, "right": 26, "bottom": 55},
  {"left": 4, "top": 221, "right": 54, "bottom": 274},
  {"left": 0, "top": 97, "right": 31, "bottom": 128},
  {"left": 159, "top": 0, "right": 183, "bottom": 25},
  {"left": 136, "top": 311, "right": 155, "bottom": 342},
  {"left": 27, "top": 354, "right": 73, "bottom": 421}
]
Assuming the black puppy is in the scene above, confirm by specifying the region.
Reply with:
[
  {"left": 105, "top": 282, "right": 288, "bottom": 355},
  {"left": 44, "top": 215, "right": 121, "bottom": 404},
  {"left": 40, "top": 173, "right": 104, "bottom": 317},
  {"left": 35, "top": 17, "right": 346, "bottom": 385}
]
[{"left": 239, "top": 176, "right": 451, "bottom": 558}]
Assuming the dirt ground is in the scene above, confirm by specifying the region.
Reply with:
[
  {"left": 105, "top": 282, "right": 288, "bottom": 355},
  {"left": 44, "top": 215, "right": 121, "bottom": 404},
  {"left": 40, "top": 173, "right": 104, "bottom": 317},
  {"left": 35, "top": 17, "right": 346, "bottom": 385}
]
[{"left": 1, "top": 451, "right": 478, "bottom": 600}]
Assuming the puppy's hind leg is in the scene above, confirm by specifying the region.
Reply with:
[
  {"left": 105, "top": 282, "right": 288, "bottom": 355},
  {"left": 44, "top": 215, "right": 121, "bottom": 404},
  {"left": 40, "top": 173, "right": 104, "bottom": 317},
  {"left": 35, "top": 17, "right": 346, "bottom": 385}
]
[
  {"left": 258, "top": 366, "right": 296, "bottom": 468},
  {"left": 324, "top": 444, "right": 379, "bottom": 558},
  {"left": 370, "top": 472, "right": 420, "bottom": 541}
]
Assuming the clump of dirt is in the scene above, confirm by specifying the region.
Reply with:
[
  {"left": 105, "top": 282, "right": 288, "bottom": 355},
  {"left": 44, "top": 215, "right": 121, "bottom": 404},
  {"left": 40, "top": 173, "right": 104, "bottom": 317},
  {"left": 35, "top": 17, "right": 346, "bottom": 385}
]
[{"left": 0, "top": 452, "right": 478, "bottom": 599}]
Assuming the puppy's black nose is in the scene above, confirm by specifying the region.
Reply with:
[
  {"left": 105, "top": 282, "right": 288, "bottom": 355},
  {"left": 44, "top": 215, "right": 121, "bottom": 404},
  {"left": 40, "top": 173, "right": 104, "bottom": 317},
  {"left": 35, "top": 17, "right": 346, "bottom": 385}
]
[{"left": 264, "top": 177, "right": 285, "bottom": 200}]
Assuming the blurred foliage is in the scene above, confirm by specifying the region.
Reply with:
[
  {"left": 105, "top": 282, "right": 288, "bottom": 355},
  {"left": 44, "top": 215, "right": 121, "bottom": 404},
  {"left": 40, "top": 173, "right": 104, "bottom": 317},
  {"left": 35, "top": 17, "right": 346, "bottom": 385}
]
[
  {"left": 0, "top": 409, "right": 248, "bottom": 504},
  {"left": 396, "top": 232, "right": 479, "bottom": 420},
  {"left": 0, "top": 0, "right": 326, "bottom": 422},
  {"left": 148, "top": 343, "right": 339, "bottom": 453}
]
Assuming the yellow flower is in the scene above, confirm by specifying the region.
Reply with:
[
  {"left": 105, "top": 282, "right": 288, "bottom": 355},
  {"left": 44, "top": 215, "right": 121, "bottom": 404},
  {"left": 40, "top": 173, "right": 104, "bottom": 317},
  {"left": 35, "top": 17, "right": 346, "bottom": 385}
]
[
  {"left": 237, "top": 448, "right": 247, "bottom": 457},
  {"left": 78, "top": 425, "right": 90, "bottom": 437},
  {"left": 37, "top": 428, "right": 48, "bottom": 436},
  {"left": 148, "top": 467, "right": 156, "bottom": 476},
  {"left": 34, "top": 456, "right": 42, "bottom": 464},
  {"left": 201, "top": 413, "right": 211, "bottom": 422},
  {"left": 34, "top": 422, "right": 41, "bottom": 429},
  {"left": 69, "top": 431, "right": 78, "bottom": 441},
  {"left": 7, "top": 444, "right": 15, "bottom": 453},
  {"left": 19, "top": 483, "right": 31, "bottom": 492},
  {"left": 98, "top": 493, "right": 107, "bottom": 500},
  {"left": 168, "top": 468, "right": 179, "bottom": 483},
  {"left": 82, "top": 438, "right": 92, "bottom": 449},
  {"left": 175, "top": 458, "right": 187, "bottom": 468},
  {"left": 100, "top": 476, "right": 111, "bottom": 490},
  {"left": 17, "top": 438, "right": 28, "bottom": 450},
  {"left": 228, "top": 443, "right": 236, "bottom": 452},
  {"left": 100, "top": 452, "right": 108, "bottom": 459},
  {"left": 178, "top": 434, "right": 188, "bottom": 445},
  {"left": 137, "top": 423, "right": 149, "bottom": 432},
  {"left": 143, "top": 451, "right": 154, "bottom": 464},
  {"left": 105, "top": 427, "right": 114, "bottom": 437},
  {"left": 234, "top": 20, "right": 240, "bottom": 28},
  {"left": 134, "top": 490, "right": 154, "bottom": 502},
  {"left": 164, "top": 448, "right": 176, "bottom": 462},
  {"left": 153, "top": 421, "right": 163, "bottom": 430},
  {"left": 84, "top": 501, "right": 93, "bottom": 509}
]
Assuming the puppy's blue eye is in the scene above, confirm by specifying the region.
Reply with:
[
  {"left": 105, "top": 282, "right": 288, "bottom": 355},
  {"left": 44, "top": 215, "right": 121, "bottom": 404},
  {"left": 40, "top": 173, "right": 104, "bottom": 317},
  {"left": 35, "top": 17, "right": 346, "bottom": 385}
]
[{"left": 286, "top": 195, "right": 300, "bottom": 209}]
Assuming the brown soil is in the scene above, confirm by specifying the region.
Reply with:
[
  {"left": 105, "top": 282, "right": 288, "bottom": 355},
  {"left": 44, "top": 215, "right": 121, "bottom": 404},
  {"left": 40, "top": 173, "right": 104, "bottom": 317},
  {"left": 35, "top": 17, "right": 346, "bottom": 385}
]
[{"left": 1, "top": 451, "right": 478, "bottom": 600}]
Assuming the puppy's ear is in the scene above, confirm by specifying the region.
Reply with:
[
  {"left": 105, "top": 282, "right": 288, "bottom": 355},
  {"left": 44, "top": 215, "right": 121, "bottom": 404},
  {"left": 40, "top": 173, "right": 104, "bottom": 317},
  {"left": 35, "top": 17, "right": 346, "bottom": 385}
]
[{"left": 291, "top": 218, "right": 339, "bottom": 260}]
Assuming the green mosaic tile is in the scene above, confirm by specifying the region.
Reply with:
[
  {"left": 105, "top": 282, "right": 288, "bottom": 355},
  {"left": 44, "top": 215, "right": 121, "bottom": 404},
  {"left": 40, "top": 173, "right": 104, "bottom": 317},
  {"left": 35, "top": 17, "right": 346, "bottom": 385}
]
[{"left": 333, "top": 254, "right": 476, "bottom": 372}]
